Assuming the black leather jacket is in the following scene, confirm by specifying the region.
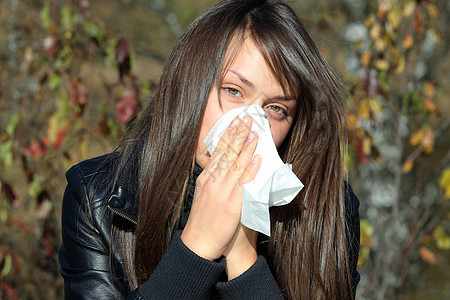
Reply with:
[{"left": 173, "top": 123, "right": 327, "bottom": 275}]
[{"left": 59, "top": 153, "right": 360, "bottom": 299}]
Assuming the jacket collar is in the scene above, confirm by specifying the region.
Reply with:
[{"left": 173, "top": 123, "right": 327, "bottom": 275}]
[{"left": 106, "top": 147, "right": 202, "bottom": 227}]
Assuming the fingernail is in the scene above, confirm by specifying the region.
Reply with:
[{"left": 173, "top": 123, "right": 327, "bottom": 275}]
[
  {"left": 230, "top": 117, "right": 239, "bottom": 128},
  {"left": 247, "top": 132, "right": 255, "bottom": 142},
  {"left": 251, "top": 155, "right": 260, "bottom": 164},
  {"left": 243, "top": 115, "right": 252, "bottom": 126}
]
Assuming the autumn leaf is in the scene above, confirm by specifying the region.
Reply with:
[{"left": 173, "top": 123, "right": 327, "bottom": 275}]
[
  {"left": 360, "top": 219, "right": 373, "bottom": 248},
  {"left": 361, "top": 50, "right": 371, "bottom": 67},
  {"left": 414, "top": 9, "right": 423, "bottom": 34},
  {"left": 439, "top": 168, "right": 450, "bottom": 200},
  {"left": 117, "top": 90, "right": 138, "bottom": 124},
  {"left": 410, "top": 129, "right": 423, "bottom": 146},
  {"left": 419, "top": 246, "right": 436, "bottom": 264},
  {"left": 403, "top": 34, "right": 414, "bottom": 50},
  {"left": 115, "top": 37, "right": 131, "bottom": 80},
  {"left": 375, "top": 59, "right": 389, "bottom": 71},
  {"left": 395, "top": 55, "right": 405, "bottom": 73},
  {"left": 403, "top": 1, "right": 416, "bottom": 18},
  {"left": 22, "top": 138, "right": 50, "bottom": 157},
  {"left": 387, "top": 5, "right": 402, "bottom": 29},
  {"left": 424, "top": 100, "right": 437, "bottom": 114},
  {"left": 422, "top": 128, "right": 435, "bottom": 152},
  {"left": 358, "top": 99, "right": 371, "bottom": 120},
  {"left": 402, "top": 159, "right": 414, "bottom": 174},
  {"left": 424, "top": 82, "right": 435, "bottom": 98},
  {"left": 433, "top": 227, "right": 450, "bottom": 250},
  {"left": 427, "top": 3, "right": 440, "bottom": 18}
]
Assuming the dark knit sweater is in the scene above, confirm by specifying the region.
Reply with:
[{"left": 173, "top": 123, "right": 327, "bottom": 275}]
[{"left": 59, "top": 154, "right": 360, "bottom": 299}]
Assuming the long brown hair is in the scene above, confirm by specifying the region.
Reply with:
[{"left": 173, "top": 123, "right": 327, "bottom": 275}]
[{"left": 113, "top": 0, "right": 352, "bottom": 298}]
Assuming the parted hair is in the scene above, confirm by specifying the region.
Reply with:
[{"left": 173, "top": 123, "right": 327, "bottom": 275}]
[{"left": 112, "top": 0, "right": 352, "bottom": 298}]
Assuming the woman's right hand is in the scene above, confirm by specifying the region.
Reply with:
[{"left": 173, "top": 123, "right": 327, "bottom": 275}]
[{"left": 181, "top": 115, "right": 261, "bottom": 261}]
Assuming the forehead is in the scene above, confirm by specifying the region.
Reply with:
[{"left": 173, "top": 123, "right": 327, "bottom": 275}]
[{"left": 221, "top": 33, "right": 296, "bottom": 99}]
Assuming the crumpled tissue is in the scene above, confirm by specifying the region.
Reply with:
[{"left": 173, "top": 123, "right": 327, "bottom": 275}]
[{"left": 204, "top": 105, "right": 304, "bottom": 236}]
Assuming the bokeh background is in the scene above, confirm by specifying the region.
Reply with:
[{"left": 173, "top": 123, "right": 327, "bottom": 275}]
[{"left": 0, "top": 0, "right": 449, "bottom": 299}]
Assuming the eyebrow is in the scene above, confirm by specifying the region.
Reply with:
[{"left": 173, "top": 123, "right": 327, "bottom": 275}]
[
  {"left": 230, "top": 70, "right": 256, "bottom": 90},
  {"left": 229, "top": 70, "right": 295, "bottom": 102}
]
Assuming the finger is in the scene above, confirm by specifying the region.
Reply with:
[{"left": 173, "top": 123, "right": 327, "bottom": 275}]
[
  {"left": 203, "top": 117, "right": 240, "bottom": 176},
  {"left": 238, "top": 154, "right": 261, "bottom": 185},
  {"left": 216, "top": 116, "right": 252, "bottom": 174},
  {"left": 230, "top": 129, "right": 258, "bottom": 175}
]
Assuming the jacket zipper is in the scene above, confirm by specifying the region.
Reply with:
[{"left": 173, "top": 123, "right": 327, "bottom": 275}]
[{"left": 107, "top": 205, "right": 138, "bottom": 225}]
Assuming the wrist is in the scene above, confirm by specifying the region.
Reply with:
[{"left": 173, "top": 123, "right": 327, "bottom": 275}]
[
  {"left": 180, "top": 230, "right": 222, "bottom": 261},
  {"left": 225, "top": 248, "right": 258, "bottom": 280}
]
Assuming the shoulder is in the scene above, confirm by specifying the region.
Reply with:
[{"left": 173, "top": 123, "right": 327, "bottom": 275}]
[
  {"left": 65, "top": 153, "right": 118, "bottom": 205},
  {"left": 344, "top": 182, "right": 360, "bottom": 219}
]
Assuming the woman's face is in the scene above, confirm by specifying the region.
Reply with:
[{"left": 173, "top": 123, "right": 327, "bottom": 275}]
[{"left": 196, "top": 38, "right": 297, "bottom": 168}]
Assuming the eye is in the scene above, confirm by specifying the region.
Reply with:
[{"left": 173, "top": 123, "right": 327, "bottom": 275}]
[
  {"left": 267, "top": 105, "right": 286, "bottom": 115},
  {"left": 224, "top": 87, "right": 242, "bottom": 97}
]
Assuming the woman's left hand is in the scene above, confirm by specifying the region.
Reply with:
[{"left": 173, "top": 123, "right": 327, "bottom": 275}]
[{"left": 223, "top": 224, "right": 258, "bottom": 280}]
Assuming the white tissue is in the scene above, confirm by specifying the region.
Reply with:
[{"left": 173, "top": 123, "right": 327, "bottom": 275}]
[{"left": 203, "top": 105, "right": 304, "bottom": 236}]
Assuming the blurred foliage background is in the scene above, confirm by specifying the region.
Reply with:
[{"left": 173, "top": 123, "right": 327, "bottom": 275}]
[{"left": 0, "top": 0, "right": 449, "bottom": 299}]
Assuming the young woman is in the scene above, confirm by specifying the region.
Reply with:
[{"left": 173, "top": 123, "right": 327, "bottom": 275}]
[{"left": 59, "top": 0, "right": 360, "bottom": 299}]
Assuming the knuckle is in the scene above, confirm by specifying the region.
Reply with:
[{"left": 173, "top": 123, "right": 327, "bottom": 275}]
[{"left": 231, "top": 161, "right": 244, "bottom": 174}]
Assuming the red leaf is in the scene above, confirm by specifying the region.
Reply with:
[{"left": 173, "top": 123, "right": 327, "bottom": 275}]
[
  {"left": 115, "top": 37, "right": 131, "bottom": 79},
  {"left": 1, "top": 283, "right": 19, "bottom": 300},
  {"left": 414, "top": 9, "right": 423, "bottom": 33},
  {"left": 71, "top": 78, "right": 88, "bottom": 105},
  {"left": 10, "top": 218, "right": 30, "bottom": 232},
  {"left": 44, "top": 234, "right": 53, "bottom": 257},
  {"left": 1, "top": 182, "right": 18, "bottom": 206},
  {"left": 53, "top": 124, "right": 68, "bottom": 150},
  {"left": 357, "top": 138, "right": 366, "bottom": 165},
  {"left": 22, "top": 138, "right": 50, "bottom": 157},
  {"left": 117, "top": 90, "right": 137, "bottom": 124}
]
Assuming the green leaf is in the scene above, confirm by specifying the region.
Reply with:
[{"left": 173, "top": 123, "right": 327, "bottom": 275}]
[
  {"left": 0, "top": 140, "right": 14, "bottom": 167},
  {"left": 49, "top": 73, "right": 62, "bottom": 90},
  {"left": 84, "top": 21, "right": 104, "bottom": 45},
  {"left": 433, "top": 226, "right": 450, "bottom": 250},
  {"left": 39, "top": 1, "right": 53, "bottom": 30},
  {"left": 61, "top": 4, "right": 72, "bottom": 31},
  {"left": 29, "top": 176, "right": 43, "bottom": 198},
  {"left": 6, "top": 113, "right": 20, "bottom": 137}
]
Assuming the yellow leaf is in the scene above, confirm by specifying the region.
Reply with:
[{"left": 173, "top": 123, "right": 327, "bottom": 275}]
[
  {"left": 47, "top": 115, "right": 59, "bottom": 143},
  {"left": 363, "top": 137, "right": 372, "bottom": 156},
  {"left": 369, "top": 98, "right": 383, "bottom": 115},
  {"left": 1, "top": 253, "right": 12, "bottom": 276},
  {"left": 419, "top": 246, "right": 436, "bottom": 264},
  {"left": 347, "top": 114, "right": 358, "bottom": 131},
  {"left": 403, "top": 34, "right": 414, "bottom": 50},
  {"left": 357, "top": 247, "right": 370, "bottom": 268},
  {"left": 439, "top": 168, "right": 450, "bottom": 200},
  {"left": 421, "top": 128, "right": 435, "bottom": 149},
  {"left": 424, "top": 100, "right": 437, "bottom": 114},
  {"left": 433, "top": 227, "right": 450, "bottom": 250},
  {"left": 361, "top": 50, "right": 371, "bottom": 67},
  {"left": 375, "top": 36, "right": 387, "bottom": 52},
  {"left": 388, "top": 5, "right": 402, "bottom": 29},
  {"left": 402, "top": 159, "right": 414, "bottom": 174},
  {"left": 370, "top": 23, "right": 381, "bottom": 40},
  {"left": 424, "top": 82, "right": 435, "bottom": 97},
  {"left": 395, "top": 55, "right": 405, "bottom": 73},
  {"left": 424, "top": 145, "right": 434, "bottom": 155},
  {"left": 410, "top": 129, "right": 423, "bottom": 146},
  {"left": 404, "top": 1, "right": 416, "bottom": 18},
  {"left": 427, "top": 3, "right": 440, "bottom": 18},
  {"left": 377, "top": 1, "right": 390, "bottom": 18},
  {"left": 360, "top": 219, "right": 373, "bottom": 248},
  {"left": 358, "top": 100, "right": 371, "bottom": 120},
  {"left": 375, "top": 59, "right": 389, "bottom": 71}
]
